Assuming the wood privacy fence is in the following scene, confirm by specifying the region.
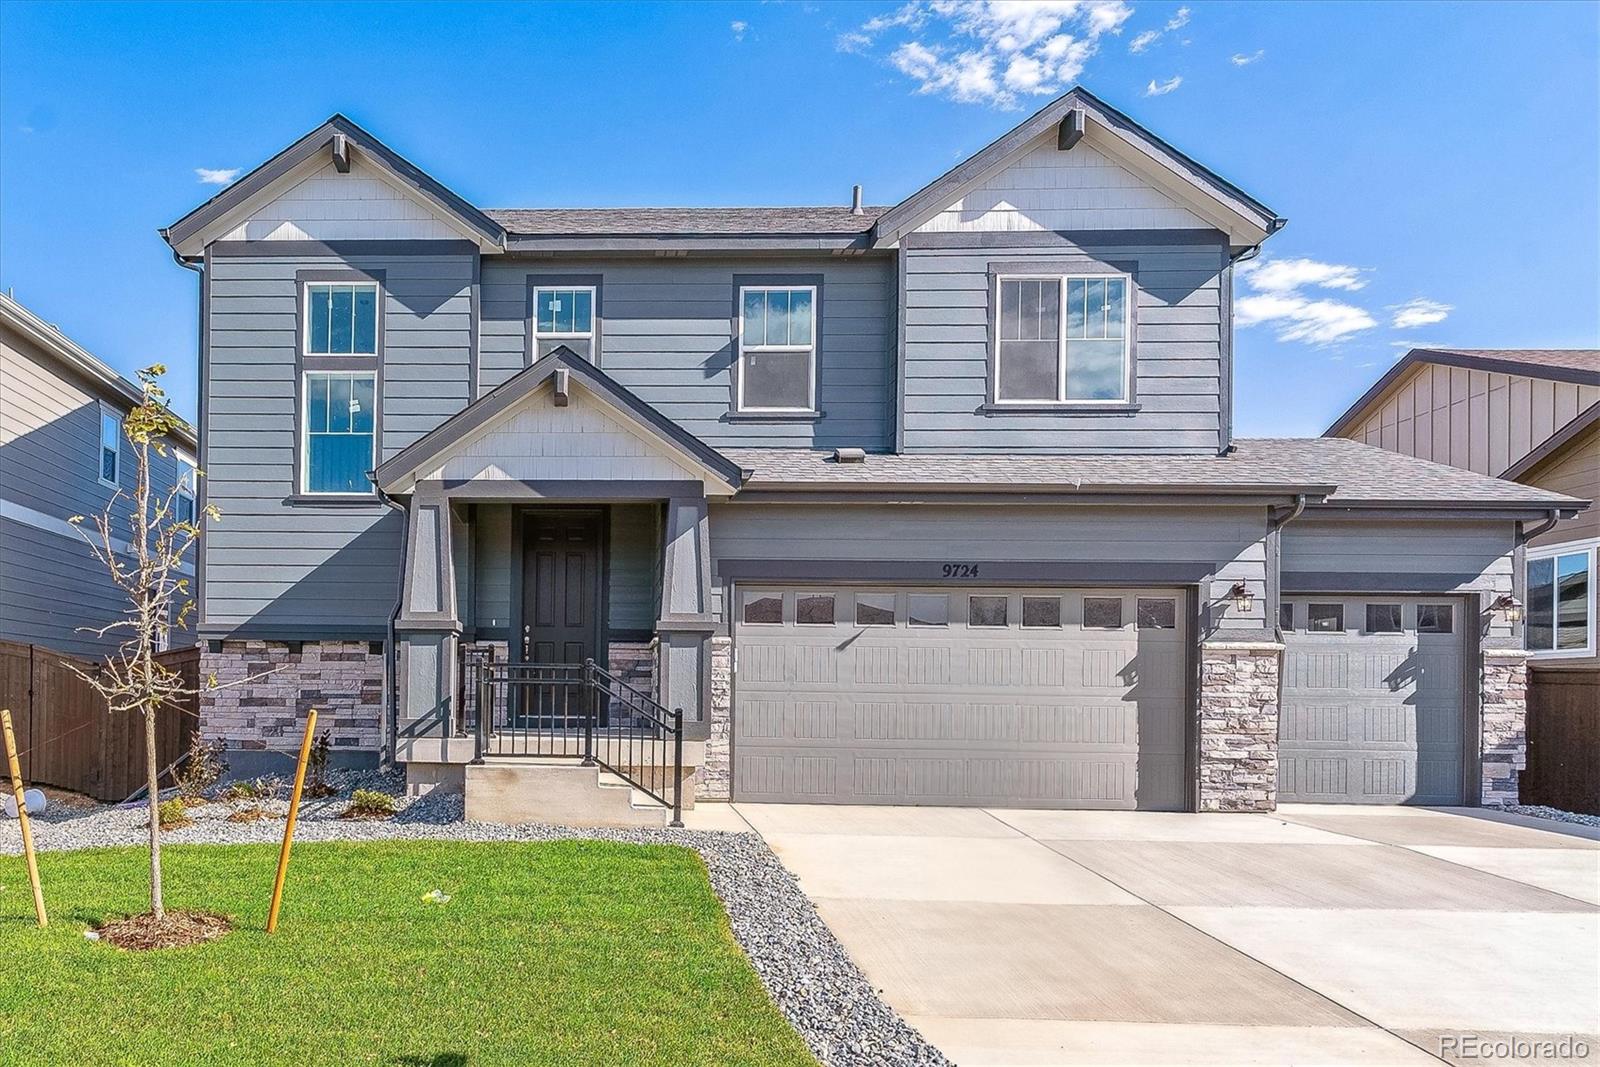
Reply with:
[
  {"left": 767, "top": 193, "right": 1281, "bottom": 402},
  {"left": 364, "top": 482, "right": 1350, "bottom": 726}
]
[
  {"left": 0, "top": 640, "right": 199, "bottom": 802},
  {"left": 1521, "top": 668, "right": 1600, "bottom": 816}
]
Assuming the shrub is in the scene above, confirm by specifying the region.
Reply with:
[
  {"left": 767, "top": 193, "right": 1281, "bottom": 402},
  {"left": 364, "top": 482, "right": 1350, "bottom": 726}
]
[
  {"left": 341, "top": 789, "right": 397, "bottom": 819},
  {"left": 157, "top": 797, "right": 192, "bottom": 830},
  {"left": 220, "top": 776, "right": 280, "bottom": 802},
  {"left": 174, "top": 737, "right": 228, "bottom": 803},
  {"left": 225, "top": 805, "right": 270, "bottom": 823},
  {"left": 304, "top": 732, "right": 336, "bottom": 798}
]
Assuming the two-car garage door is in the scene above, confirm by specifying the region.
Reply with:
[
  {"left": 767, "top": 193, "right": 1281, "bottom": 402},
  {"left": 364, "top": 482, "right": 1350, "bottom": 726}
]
[{"left": 731, "top": 587, "right": 1188, "bottom": 810}]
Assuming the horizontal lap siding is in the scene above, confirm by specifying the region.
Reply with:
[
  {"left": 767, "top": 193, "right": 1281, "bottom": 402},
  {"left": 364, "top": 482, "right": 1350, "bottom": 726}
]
[
  {"left": 204, "top": 251, "right": 474, "bottom": 635},
  {"left": 479, "top": 257, "right": 895, "bottom": 450},
  {"left": 0, "top": 518, "right": 142, "bottom": 657},
  {"left": 901, "top": 238, "right": 1228, "bottom": 453}
]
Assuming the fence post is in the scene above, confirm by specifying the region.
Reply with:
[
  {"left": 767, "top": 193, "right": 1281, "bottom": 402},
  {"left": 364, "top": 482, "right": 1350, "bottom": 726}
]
[
  {"left": 472, "top": 668, "right": 488, "bottom": 765},
  {"left": 670, "top": 707, "right": 684, "bottom": 828},
  {"left": 582, "top": 659, "right": 596, "bottom": 766}
]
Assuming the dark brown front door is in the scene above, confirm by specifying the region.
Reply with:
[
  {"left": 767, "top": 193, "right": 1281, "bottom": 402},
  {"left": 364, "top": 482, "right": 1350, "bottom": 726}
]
[{"left": 520, "top": 510, "right": 602, "bottom": 665}]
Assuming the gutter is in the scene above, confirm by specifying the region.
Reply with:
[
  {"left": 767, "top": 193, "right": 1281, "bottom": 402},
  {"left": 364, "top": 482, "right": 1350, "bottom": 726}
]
[
  {"left": 373, "top": 477, "right": 408, "bottom": 769},
  {"left": 1518, "top": 508, "right": 1563, "bottom": 545},
  {"left": 1269, "top": 493, "right": 1308, "bottom": 532}
]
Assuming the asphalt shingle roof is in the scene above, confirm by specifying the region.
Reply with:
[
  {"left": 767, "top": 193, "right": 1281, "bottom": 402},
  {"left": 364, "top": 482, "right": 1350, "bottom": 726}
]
[
  {"left": 1410, "top": 349, "right": 1600, "bottom": 376},
  {"left": 721, "top": 437, "right": 1588, "bottom": 508},
  {"left": 484, "top": 206, "right": 888, "bottom": 236}
]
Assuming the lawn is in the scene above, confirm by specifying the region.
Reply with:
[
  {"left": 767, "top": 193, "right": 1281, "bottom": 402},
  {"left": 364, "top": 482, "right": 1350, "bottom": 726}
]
[{"left": 0, "top": 839, "right": 817, "bottom": 1066}]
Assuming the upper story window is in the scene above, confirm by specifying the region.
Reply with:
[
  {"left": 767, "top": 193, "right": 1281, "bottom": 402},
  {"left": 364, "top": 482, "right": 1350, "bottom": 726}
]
[
  {"left": 738, "top": 286, "right": 816, "bottom": 412},
  {"left": 534, "top": 286, "right": 596, "bottom": 360},
  {"left": 98, "top": 403, "right": 123, "bottom": 488},
  {"left": 994, "top": 274, "right": 1130, "bottom": 404},
  {"left": 175, "top": 451, "right": 197, "bottom": 525},
  {"left": 305, "top": 282, "right": 378, "bottom": 355},
  {"left": 302, "top": 371, "right": 376, "bottom": 495},
  {"left": 1527, "top": 542, "right": 1596, "bottom": 657}
]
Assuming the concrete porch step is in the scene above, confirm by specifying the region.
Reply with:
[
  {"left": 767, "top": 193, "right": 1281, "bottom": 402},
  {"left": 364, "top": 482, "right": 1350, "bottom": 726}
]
[{"left": 464, "top": 758, "right": 671, "bottom": 829}]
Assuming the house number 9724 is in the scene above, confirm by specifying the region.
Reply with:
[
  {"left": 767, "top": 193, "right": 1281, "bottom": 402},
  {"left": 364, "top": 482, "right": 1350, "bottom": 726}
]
[{"left": 941, "top": 563, "right": 980, "bottom": 578}]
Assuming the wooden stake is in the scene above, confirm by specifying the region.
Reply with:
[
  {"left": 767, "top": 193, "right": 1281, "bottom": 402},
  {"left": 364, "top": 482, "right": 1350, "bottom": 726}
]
[
  {"left": 266, "top": 708, "right": 317, "bottom": 934},
  {"left": 1, "top": 707, "right": 47, "bottom": 927}
]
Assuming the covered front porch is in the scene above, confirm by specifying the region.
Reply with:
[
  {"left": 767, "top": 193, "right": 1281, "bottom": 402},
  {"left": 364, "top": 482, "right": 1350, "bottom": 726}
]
[{"left": 370, "top": 349, "right": 744, "bottom": 822}]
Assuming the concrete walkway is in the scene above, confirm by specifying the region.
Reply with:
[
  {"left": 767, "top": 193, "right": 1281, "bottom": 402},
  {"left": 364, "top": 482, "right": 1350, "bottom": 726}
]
[{"left": 722, "top": 803, "right": 1600, "bottom": 1066}]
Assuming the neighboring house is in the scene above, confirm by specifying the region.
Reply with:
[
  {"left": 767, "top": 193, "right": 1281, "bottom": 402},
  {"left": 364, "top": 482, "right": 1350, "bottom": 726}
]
[
  {"left": 0, "top": 292, "right": 199, "bottom": 658},
  {"left": 159, "top": 89, "right": 1586, "bottom": 816}
]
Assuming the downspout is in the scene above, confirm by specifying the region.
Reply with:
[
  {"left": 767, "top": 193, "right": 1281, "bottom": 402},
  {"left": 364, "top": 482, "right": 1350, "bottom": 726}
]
[
  {"left": 373, "top": 478, "right": 408, "bottom": 769},
  {"left": 1518, "top": 508, "right": 1562, "bottom": 545},
  {"left": 1266, "top": 493, "right": 1308, "bottom": 750}
]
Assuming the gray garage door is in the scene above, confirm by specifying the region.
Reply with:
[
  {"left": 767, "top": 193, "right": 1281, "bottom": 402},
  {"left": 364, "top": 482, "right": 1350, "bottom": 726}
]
[
  {"left": 1280, "top": 596, "right": 1467, "bottom": 805},
  {"left": 731, "top": 587, "right": 1188, "bottom": 809}
]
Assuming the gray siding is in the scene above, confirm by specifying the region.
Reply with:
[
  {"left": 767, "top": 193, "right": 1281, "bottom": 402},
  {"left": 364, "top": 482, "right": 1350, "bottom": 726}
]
[
  {"left": 708, "top": 501, "right": 1268, "bottom": 638},
  {"left": 203, "top": 249, "right": 474, "bottom": 636},
  {"left": 479, "top": 256, "right": 895, "bottom": 450},
  {"left": 899, "top": 233, "right": 1228, "bottom": 453}
]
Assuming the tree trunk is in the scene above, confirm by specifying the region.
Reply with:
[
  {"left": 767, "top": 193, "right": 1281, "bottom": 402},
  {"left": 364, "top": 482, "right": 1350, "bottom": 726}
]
[{"left": 145, "top": 704, "right": 164, "bottom": 919}]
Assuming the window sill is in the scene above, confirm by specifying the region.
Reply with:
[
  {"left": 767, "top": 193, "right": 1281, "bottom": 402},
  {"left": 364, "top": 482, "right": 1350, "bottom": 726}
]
[
  {"left": 284, "top": 494, "right": 384, "bottom": 508},
  {"left": 979, "top": 402, "right": 1141, "bottom": 416},
  {"left": 725, "top": 411, "right": 824, "bottom": 423}
]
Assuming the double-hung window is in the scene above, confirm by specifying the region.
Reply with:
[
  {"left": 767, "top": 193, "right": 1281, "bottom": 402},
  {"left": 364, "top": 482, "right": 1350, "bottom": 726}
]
[
  {"left": 994, "top": 273, "right": 1130, "bottom": 403},
  {"left": 533, "top": 286, "right": 596, "bottom": 360},
  {"left": 303, "top": 372, "right": 377, "bottom": 495},
  {"left": 97, "top": 403, "right": 123, "bottom": 488},
  {"left": 175, "top": 452, "right": 197, "bottom": 525},
  {"left": 738, "top": 285, "right": 816, "bottom": 412},
  {"left": 1526, "top": 541, "right": 1596, "bottom": 657},
  {"left": 299, "top": 273, "right": 381, "bottom": 497}
]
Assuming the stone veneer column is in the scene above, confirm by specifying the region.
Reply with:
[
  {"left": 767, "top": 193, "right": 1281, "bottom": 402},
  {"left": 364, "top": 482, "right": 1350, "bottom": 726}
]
[
  {"left": 1197, "top": 641, "right": 1284, "bottom": 812},
  {"left": 700, "top": 636, "right": 733, "bottom": 801},
  {"left": 1480, "top": 648, "right": 1530, "bottom": 807}
]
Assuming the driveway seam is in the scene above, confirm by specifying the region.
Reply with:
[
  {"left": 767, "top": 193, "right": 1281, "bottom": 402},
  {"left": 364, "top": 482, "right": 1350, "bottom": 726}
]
[{"left": 979, "top": 807, "right": 1454, "bottom": 1066}]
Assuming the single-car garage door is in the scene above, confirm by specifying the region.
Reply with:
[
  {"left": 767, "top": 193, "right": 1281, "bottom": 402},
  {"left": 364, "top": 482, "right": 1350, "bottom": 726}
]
[
  {"left": 731, "top": 587, "right": 1189, "bottom": 809},
  {"left": 1280, "top": 596, "right": 1468, "bottom": 805}
]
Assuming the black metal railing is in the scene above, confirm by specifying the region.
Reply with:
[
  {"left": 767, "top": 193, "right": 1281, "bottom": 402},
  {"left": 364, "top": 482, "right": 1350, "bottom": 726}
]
[{"left": 460, "top": 650, "right": 683, "bottom": 827}]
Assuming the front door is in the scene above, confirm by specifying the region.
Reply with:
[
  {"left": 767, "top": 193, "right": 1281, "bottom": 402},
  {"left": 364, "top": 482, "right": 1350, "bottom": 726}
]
[{"left": 520, "top": 509, "right": 603, "bottom": 665}]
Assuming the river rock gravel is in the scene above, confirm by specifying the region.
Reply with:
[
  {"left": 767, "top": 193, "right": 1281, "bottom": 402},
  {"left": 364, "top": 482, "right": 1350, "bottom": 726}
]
[
  {"left": 1504, "top": 803, "right": 1600, "bottom": 828},
  {"left": 1, "top": 773, "right": 950, "bottom": 1067}
]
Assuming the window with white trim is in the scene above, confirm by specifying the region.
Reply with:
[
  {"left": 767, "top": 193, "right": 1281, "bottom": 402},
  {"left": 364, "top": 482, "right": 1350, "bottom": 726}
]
[
  {"left": 1527, "top": 541, "right": 1596, "bottom": 657},
  {"left": 175, "top": 451, "right": 197, "bottom": 525},
  {"left": 302, "top": 371, "right": 377, "bottom": 495},
  {"left": 304, "top": 282, "right": 379, "bottom": 355},
  {"left": 995, "top": 274, "right": 1130, "bottom": 403},
  {"left": 738, "top": 286, "right": 816, "bottom": 412},
  {"left": 98, "top": 403, "right": 122, "bottom": 488},
  {"left": 533, "top": 286, "right": 596, "bottom": 360}
]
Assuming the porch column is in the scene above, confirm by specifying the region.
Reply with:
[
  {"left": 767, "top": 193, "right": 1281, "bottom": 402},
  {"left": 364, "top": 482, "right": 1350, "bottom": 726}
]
[
  {"left": 395, "top": 488, "right": 464, "bottom": 760},
  {"left": 656, "top": 495, "right": 715, "bottom": 741}
]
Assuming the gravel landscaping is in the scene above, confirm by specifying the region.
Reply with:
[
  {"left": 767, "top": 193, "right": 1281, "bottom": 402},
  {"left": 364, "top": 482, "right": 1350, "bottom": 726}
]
[
  {"left": 1, "top": 770, "right": 949, "bottom": 1067},
  {"left": 1504, "top": 803, "right": 1600, "bottom": 828}
]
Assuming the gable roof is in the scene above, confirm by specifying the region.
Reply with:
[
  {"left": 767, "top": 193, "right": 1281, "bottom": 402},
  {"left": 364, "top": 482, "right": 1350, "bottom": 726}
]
[
  {"left": 160, "top": 114, "right": 507, "bottom": 257},
  {"left": 372, "top": 347, "right": 744, "bottom": 493},
  {"left": 870, "top": 86, "right": 1285, "bottom": 249},
  {"left": 1501, "top": 401, "right": 1600, "bottom": 482},
  {"left": 1326, "top": 348, "right": 1600, "bottom": 437}
]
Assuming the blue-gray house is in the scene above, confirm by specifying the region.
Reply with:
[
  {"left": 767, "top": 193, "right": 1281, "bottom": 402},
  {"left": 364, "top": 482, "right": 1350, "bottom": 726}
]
[{"left": 159, "top": 89, "right": 1586, "bottom": 823}]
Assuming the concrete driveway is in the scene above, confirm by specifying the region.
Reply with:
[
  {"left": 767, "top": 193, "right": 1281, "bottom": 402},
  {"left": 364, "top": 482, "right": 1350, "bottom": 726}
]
[{"left": 729, "top": 803, "right": 1600, "bottom": 1066}]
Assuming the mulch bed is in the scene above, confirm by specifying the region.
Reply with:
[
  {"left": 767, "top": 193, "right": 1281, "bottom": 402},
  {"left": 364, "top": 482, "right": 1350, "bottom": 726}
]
[{"left": 95, "top": 911, "right": 232, "bottom": 951}]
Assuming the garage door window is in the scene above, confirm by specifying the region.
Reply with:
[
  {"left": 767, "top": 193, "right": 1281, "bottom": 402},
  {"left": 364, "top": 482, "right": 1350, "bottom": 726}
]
[
  {"left": 908, "top": 594, "right": 948, "bottom": 626},
  {"left": 1022, "top": 596, "right": 1061, "bottom": 627},
  {"left": 1417, "top": 604, "right": 1453, "bottom": 634},
  {"left": 1137, "top": 598, "right": 1176, "bottom": 629},
  {"left": 856, "top": 594, "right": 895, "bottom": 626},
  {"left": 1084, "top": 597, "right": 1123, "bottom": 629},
  {"left": 969, "top": 596, "right": 1008, "bottom": 627},
  {"left": 1365, "top": 603, "right": 1403, "bottom": 634},
  {"left": 1307, "top": 604, "right": 1344, "bottom": 632},
  {"left": 797, "top": 595, "right": 835, "bottom": 625},
  {"left": 742, "top": 594, "right": 783, "bottom": 625}
]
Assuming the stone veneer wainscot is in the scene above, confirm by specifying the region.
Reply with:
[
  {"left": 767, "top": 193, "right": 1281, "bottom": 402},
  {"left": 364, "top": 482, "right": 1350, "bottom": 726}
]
[
  {"left": 201, "top": 639, "right": 384, "bottom": 752},
  {"left": 1197, "top": 642, "right": 1283, "bottom": 812},
  {"left": 1480, "top": 648, "right": 1530, "bottom": 807}
]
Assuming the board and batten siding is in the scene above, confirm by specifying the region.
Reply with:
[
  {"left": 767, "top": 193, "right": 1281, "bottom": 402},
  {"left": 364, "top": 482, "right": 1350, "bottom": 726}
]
[
  {"left": 478, "top": 257, "right": 895, "bottom": 451},
  {"left": 899, "top": 233, "right": 1229, "bottom": 453},
  {"left": 1340, "top": 363, "right": 1600, "bottom": 477},
  {"left": 707, "top": 501, "right": 1268, "bottom": 638},
  {"left": 1523, "top": 424, "right": 1600, "bottom": 548},
  {"left": 203, "top": 249, "right": 474, "bottom": 637}
]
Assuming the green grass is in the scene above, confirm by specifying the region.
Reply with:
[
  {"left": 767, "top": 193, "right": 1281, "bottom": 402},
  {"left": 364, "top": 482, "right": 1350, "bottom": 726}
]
[{"left": 0, "top": 840, "right": 817, "bottom": 1067}]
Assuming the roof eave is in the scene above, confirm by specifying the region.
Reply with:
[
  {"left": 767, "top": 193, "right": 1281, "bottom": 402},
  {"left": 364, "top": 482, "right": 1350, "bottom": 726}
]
[{"left": 501, "top": 233, "right": 878, "bottom": 253}]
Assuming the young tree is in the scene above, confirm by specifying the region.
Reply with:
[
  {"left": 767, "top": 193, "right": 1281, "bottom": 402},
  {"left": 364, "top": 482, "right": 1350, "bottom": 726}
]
[{"left": 69, "top": 364, "right": 213, "bottom": 920}]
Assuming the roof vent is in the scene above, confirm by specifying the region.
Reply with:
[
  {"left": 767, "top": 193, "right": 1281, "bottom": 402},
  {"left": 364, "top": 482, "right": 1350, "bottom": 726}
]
[
  {"left": 850, "top": 185, "right": 864, "bottom": 216},
  {"left": 833, "top": 447, "right": 866, "bottom": 464}
]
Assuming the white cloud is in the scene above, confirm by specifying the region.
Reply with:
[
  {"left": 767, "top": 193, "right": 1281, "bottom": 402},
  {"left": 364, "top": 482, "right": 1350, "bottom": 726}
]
[
  {"left": 195, "top": 167, "right": 240, "bottom": 185},
  {"left": 1237, "top": 257, "right": 1368, "bottom": 293},
  {"left": 730, "top": 20, "right": 748, "bottom": 41},
  {"left": 1164, "top": 6, "right": 1190, "bottom": 30},
  {"left": 1126, "top": 5, "right": 1191, "bottom": 54},
  {"left": 1230, "top": 49, "right": 1264, "bottom": 66},
  {"left": 1235, "top": 256, "right": 1379, "bottom": 345},
  {"left": 842, "top": 0, "right": 1133, "bottom": 109},
  {"left": 1389, "top": 297, "right": 1452, "bottom": 329},
  {"left": 1145, "top": 75, "right": 1183, "bottom": 96},
  {"left": 1128, "top": 29, "right": 1159, "bottom": 53}
]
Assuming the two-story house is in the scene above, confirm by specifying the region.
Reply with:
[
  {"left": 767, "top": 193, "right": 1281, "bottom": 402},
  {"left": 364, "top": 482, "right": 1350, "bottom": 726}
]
[
  {"left": 1, "top": 292, "right": 197, "bottom": 658},
  {"left": 159, "top": 89, "right": 1586, "bottom": 821}
]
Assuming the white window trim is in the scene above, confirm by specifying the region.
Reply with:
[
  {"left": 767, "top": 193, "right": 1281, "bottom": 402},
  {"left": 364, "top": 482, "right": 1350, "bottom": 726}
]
[
  {"left": 993, "top": 272, "right": 1133, "bottom": 406},
  {"left": 1525, "top": 538, "right": 1599, "bottom": 659},
  {"left": 175, "top": 449, "right": 197, "bottom": 522},
  {"left": 301, "top": 280, "right": 381, "bottom": 356},
  {"left": 97, "top": 400, "right": 123, "bottom": 489},
  {"left": 300, "top": 370, "right": 378, "bottom": 497},
  {"left": 533, "top": 285, "right": 598, "bottom": 343},
  {"left": 736, "top": 284, "right": 818, "bottom": 413}
]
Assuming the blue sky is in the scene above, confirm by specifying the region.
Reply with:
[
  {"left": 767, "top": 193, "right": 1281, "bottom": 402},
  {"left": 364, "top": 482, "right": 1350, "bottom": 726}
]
[{"left": 2, "top": 1, "right": 1596, "bottom": 431}]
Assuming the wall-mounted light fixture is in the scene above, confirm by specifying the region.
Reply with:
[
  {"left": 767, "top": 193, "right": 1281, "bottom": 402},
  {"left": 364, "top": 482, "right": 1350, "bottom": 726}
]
[
  {"left": 1228, "top": 582, "right": 1254, "bottom": 615},
  {"left": 1489, "top": 593, "right": 1523, "bottom": 624}
]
